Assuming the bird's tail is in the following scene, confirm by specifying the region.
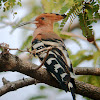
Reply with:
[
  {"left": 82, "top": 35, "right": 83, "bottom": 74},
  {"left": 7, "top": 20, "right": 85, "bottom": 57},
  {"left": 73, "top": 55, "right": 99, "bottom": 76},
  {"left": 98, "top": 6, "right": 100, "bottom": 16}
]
[
  {"left": 70, "top": 87, "right": 76, "bottom": 100},
  {"left": 68, "top": 78, "right": 76, "bottom": 100}
]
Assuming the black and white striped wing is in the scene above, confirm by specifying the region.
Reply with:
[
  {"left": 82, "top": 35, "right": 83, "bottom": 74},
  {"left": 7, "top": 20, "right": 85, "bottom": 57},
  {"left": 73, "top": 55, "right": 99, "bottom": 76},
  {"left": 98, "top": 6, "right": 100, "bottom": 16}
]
[{"left": 32, "top": 38, "right": 76, "bottom": 100}]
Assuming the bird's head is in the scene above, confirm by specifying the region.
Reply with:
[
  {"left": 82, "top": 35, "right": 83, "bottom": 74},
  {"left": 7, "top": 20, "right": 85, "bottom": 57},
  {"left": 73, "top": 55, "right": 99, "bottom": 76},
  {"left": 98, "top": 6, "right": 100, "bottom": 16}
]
[
  {"left": 34, "top": 13, "right": 66, "bottom": 27},
  {"left": 17, "top": 13, "right": 66, "bottom": 28}
]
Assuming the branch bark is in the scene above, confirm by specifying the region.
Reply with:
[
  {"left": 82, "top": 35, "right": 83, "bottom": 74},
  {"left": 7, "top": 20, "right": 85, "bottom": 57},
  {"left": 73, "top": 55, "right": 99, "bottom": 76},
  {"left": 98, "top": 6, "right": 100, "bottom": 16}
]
[
  {"left": 0, "top": 77, "right": 39, "bottom": 96},
  {"left": 74, "top": 67, "right": 100, "bottom": 76},
  {"left": 0, "top": 52, "right": 100, "bottom": 99}
]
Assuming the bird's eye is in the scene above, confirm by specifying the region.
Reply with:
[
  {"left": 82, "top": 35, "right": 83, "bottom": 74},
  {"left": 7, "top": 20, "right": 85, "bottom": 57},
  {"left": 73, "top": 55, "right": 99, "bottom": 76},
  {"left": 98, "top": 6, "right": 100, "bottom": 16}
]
[{"left": 41, "top": 17, "right": 45, "bottom": 20}]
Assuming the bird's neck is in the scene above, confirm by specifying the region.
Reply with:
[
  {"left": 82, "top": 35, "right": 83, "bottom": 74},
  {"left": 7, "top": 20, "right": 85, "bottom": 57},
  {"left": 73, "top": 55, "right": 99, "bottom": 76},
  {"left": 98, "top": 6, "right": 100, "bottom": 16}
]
[
  {"left": 34, "top": 24, "right": 54, "bottom": 33},
  {"left": 33, "top": 24, "right": 54, "bottom": 39}
]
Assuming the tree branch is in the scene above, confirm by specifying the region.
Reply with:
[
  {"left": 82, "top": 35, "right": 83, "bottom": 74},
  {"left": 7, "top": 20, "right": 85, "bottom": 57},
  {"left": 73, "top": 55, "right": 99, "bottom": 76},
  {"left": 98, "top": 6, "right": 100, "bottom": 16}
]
[
  {"left": 0, "top": 52, "right": 100, "bottom": 99},
  {"left": 0, "top": 77, "right": 39, "bottom": 96},
  {"left": 74, "top": 67, "right": 100, "bottom": 76}
]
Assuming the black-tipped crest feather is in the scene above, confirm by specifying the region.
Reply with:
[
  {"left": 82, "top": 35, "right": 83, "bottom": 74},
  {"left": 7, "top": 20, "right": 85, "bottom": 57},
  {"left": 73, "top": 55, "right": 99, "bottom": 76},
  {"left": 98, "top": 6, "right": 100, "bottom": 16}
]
[{"left": 61, "top": 14, "right": 67, "bottom": 18}]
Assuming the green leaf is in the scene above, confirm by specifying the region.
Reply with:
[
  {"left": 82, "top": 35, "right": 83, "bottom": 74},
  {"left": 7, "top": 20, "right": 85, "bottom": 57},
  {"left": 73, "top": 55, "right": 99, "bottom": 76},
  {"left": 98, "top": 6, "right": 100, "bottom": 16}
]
[
  {"left": 96, "top": 38, "right": 100, "bottom": 41},
  {"left": 0, "top": 15, "right": 7, "bottom": 21},
  {"left": 0, "top": 1, "right": 1, "bottom": 7},
  {"left": 29, "top": 95, "right": 47, "bottom": 100},
  {"left": 60, "top": 1, "right": 83, "bottom": 30},
  {"left": 84, "top": 1, "right": 99, "bottom": 24},
  {"left": 60, "top": 4, "right": 68, "bottom": 14},
  {"left": 78, "top": 1, "right": 100, "bottom": 42},
  {"left": 97, "top": 0, "right": 100, "bottom": 3},
  {"left": 14, "top": 12, "right": 17, "bottom": 14},
  {"left": 79, "top": 13, "right": 94, "bottom": 42},
  {"left": 1, "top": 0, "right": 22, "bottom": 12},
  {"left": 3, "top": 0, "right": 8, "bottom": 2},
  {"left": 78, "top": 75, "right": 100, "bottom": 87},
  {"left": 73, "top": 55, "right": 93, "bottom": 67},
  {"left": 70, "top": 50, "right": 93, "bottom": 67},
  {"left": 93, "top": 51, "right": 100, "bottom": 67},
  {"left": 39, "top": 85, "right": 47, "bottom": 90},
  {"left": 41, "top": 0, "right": 66, "bottom": 13},
  {"left": 4, "top": 1, "right": 10, "bottom": 11},
  {"left": 17, "top": 1, "right": 22, "bottom": 6}
]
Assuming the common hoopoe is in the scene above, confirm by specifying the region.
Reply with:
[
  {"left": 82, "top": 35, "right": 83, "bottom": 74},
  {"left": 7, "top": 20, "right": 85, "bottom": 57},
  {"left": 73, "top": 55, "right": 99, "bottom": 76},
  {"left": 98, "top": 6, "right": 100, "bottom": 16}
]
[{"left": 18, "top": 13, "right": 76, "bottom": 100}]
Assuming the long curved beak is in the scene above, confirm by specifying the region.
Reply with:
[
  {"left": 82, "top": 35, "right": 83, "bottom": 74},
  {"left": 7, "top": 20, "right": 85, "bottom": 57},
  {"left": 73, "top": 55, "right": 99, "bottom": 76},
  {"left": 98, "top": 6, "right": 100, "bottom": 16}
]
[{"left": 16, "top": 20, "right": 38, "bottom": 28}]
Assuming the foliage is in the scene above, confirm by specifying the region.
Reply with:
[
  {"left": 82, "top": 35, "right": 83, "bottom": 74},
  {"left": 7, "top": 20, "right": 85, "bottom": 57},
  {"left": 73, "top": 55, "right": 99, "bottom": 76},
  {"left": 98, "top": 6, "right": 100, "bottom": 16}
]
[
  {"left": 78, "top": 75, "right": 100, "bottom": 87},
  {"left": 70, "top": 50, "right": 93, "bottom": 67},
  {"left": 41, "top": 0, "right": 67, "bottom": 13},
  {"left": 60, "top": 0, "right": 100, "bottom": 42},
  {"left": 0, "top": 0, "right": 22, "bottom": 12},
  {"left": 93, "top": 51, "right": 100, "bottom": 67},
  {"left": 60, "top": 0, "right": 83, "bottom": 30},
  {"left": 79, "top": 12, "right": 94, "bottom": 42}
]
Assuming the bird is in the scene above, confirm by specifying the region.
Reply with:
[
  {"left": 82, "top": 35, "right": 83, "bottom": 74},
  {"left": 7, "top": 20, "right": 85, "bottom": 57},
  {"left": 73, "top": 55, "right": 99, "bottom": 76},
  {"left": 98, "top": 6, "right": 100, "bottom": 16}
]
[{"left": 18, "top": 13, "right": 76, "bottom": 100}]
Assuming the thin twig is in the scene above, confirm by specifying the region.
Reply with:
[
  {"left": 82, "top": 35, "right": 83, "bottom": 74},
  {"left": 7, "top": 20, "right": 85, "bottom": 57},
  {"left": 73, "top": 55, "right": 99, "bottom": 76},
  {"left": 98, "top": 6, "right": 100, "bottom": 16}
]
[
  {"left": 2, "top": 77, "right": 10, "bottom": 85},
  {"left": 0, "top": 20, "right": 35, "bottom": 31},
  {"left": 61, "top": 31, "right": 87, "bottom": 40},
  {"left": 35, "top": 47, "right": 53, "bottom": 70},
  {"left": 0, "top": 43, "right": 53, "bottom": 55},
  {"left": 93, "top": 38, "right": 100, "bottom": 51}
]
